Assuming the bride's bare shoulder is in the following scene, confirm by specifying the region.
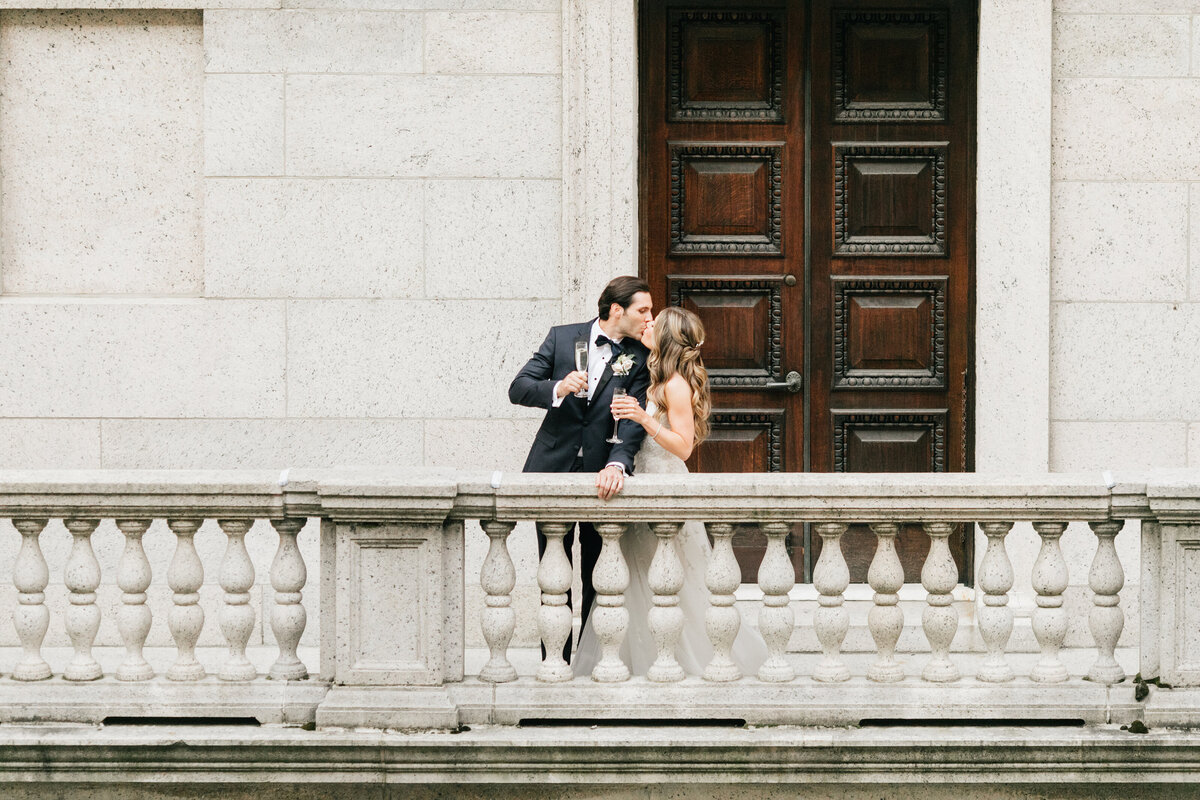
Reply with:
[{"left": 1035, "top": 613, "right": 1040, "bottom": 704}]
[{"left": 662, "top": 373, "right": 692, "bottom": 405}]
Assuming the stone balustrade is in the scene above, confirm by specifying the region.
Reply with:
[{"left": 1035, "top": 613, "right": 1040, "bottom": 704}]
[{"left": 1, "top": 470, "right": 1200, "bottom": 729}]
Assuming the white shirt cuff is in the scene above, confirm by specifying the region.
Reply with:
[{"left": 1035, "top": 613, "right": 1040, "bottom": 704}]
[
  {"left": 605, "top": 461, "right": 626, "bottom": 476},
  {"left": 551, "top": 380, "right": 566, "bottom": 407}
]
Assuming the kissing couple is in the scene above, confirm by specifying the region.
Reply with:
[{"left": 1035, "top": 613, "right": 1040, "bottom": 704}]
[{"left": 509, "top": 276, "right": 767, "bottom": 678}]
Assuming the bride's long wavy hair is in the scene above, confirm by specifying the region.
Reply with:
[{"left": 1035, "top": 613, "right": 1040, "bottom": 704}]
[{"left": 647, "top": 306, "right": 711, "bottom": 445}]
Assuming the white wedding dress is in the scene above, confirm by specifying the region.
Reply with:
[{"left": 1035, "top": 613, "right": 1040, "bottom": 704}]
[{"left": 573, "top": 408, "right": 768, "bottom": 678}]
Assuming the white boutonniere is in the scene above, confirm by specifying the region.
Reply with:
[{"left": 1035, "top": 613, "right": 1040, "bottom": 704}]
[{"left": 611, "top": 353, "right": 636, "bottom": 376}]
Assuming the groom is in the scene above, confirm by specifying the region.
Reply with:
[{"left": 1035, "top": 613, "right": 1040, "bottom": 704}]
[{"left": 509, "top": 275, "right": 653, "bottom": 659}]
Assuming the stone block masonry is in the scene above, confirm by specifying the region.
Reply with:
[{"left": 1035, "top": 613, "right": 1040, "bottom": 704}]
[
  {"left": 0, "top": 6, "right": 563, "bottom": 647},
  {"left": 1049, "top": 6, "right": 1200, "bottom": 475}
]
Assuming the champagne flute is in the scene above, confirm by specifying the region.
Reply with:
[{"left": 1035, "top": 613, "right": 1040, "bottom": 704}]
[
  {"left": 606, "top": 387, "right": 627, "bottom": 444},
  {"left": 573, "top": 341, "right": 589, "bottom": 398}
]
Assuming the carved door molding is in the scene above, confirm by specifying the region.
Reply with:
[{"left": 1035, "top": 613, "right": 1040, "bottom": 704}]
[{"left": 639, "top": 0, "right": 976, "bottom": 581}]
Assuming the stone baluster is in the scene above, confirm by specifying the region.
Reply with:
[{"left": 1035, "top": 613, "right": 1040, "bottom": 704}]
[
  {"left": 218, "top": 520, "right": 257, "bottom": 681},
  {"left": 269, "top": 518, "right": 308, "bottom": 681},
  {"left": 167, "top": 519, "right": 206, "bottom": 681},
  {"left": 479, "top": 520, "right": 518, "bottom": 683},
  {"left": 591, "top": 522, "right": 631, "bottom": 683},
  {"left": 703, "top": 523, "right": 742, "bottom": 682},
  {"left": 536, "top": 523, "right": 573, "bottom": 683},
  {"left": 12, "top": 519, "right": 52, "bottom": 681},
  {"left": 977, "top": 522, "right": 1015, "bottom": 683},
  {"left": 813, "top": 522, "right": 850, "bottom": 682},
  {"left": 63, "top": 519, "right": 103, "bottom": 681},
  {"left": 115, "top": 519, "right": 154, "bottom": 681},
  {"left": 866, "top": 522, "right": 904, "bottom": 683},
  {"left": 921, "top": 522, "right": 960, "bottom": 682},
  {"left": 1087, "top": 520, "right": 1126, "bottom": 684},
  {"left": 757, "top": 521, "right": 795, "bottom": 682},
  {"left": 1030, "top": 522, "right": 1069, "bottom": 683},
  {"left": 647, "top": 522, "right": 685, "bottom": 683}
]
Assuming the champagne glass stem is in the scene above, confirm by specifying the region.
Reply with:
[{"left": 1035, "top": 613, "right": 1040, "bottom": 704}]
[{"left": 607, "top": 388, "right": 625, "bottom": 444}]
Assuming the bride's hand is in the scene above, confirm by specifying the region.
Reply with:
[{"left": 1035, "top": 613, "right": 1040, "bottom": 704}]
[{"left": 610, "top": 394, "right": 646, "bottom": 423}]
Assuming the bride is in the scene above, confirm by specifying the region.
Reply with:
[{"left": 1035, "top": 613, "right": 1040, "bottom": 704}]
[{"left": 573, "top": 306, "right": 768, "bottom": 678}]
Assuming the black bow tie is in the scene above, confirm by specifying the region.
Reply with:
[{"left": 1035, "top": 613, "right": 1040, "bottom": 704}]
[{"left": 595, "top": 334, "right": 622, "bottom": 353}]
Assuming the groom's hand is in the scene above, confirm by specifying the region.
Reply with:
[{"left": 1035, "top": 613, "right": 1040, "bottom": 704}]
[
  {"left": 596, "top": 465, "right": 624, "bottom": 500},
  {"left": 556, "top": 370, "right": 588, "bottom": 398}
]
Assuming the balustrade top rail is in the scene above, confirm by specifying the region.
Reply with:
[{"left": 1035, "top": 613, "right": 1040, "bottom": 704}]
[
  {"left": 2, "top": 468, "right": 1200, "bottom": 730},
  {"left": 1, "top": 468, "right": 1198, "bottom": 522}
]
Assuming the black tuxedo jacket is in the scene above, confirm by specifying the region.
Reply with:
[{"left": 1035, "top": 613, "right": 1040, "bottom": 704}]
[{"left": 509, "top": 320, "right": 651, "bottom": 474}]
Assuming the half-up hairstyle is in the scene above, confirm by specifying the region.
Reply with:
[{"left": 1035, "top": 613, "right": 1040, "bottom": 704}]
[{"left": 646, "top": 306, "right": 711, "bottom": 445}]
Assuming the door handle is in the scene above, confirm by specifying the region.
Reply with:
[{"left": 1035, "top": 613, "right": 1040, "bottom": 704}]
[{"left": 763, "top": 371, "right": 803, "bottom": 393}]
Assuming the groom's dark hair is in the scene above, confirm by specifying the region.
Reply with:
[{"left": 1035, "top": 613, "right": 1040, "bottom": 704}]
[{"left": 598, "top": 276, "right": 651, "bottom": 320}]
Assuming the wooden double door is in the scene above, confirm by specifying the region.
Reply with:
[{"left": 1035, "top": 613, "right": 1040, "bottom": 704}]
[{"left": 639, "top": 0, "right": 976, "bottom": 582}]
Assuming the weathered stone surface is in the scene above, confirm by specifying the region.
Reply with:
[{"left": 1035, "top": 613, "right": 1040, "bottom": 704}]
[
  {"left": 1051, "top": 182, "right": 1187, "bottom": 302},
  {"left": 0, "top": 300, "right": 286, "bottom": 418},
  {"left": 1056, "top": 0, "right": 1200, "bottom": 11},
  {"left": 423, "top": 420, "right": 541, "bottom": 470},
  {"left": 1190, "top": 184, "right": 1200, "bottom": 301},
  {"left": 424, "top": 180, "right": 561, "bottom": 299},
  {"left": 464, "top": 518, "right": 538, "bottom": 649},
  {"left": 205, "top": 179, "right": 423, "bottom": 298},
  {"left": 285, "top": 299, "right": 559, "bottom": 418},
  {"left": 976, "top": 0, "right": 1052, "bottom": 472},
  {"left": 101, "top": 419, "right": 423, "bottom": 469},
  {"left": 1053, "top": 78, "right": 1200, "bottom": 180},
  {"left": 283, "top": 0, "right": 555, "bottom": 8},
  {"left": 1050, "top": 303, "right": 1200, "bottom": 420},
  {"left": 0, "top": 0, "right": 277, "bottom": 7},
  {"left": 1051, "top": 421, "right": 1189, "bottom": 471},
  {"left": 0, "top": 10, "right": 203, "bottom": 295},
  {"left": 204, "top": 75, "right": 285, "bottom": 176},
  {"left": 425, "top": 11, "right": 560, "bottom": 74},
  {"left": 0, "top": 421, "right": 102, "bottom": 469},
  {"left": 0, "top": 516, "right": 320, "bottom": 650},
  {"left": 493, "top": 472, "right": 1113, "bottom": 524},
  {"left": 286, "top": 75, "right": 560, "bottom": 177},
  {"left": 204, "top": 10, "right": 422, "bottom": 73},
  {"left": 7, "top": 722, "right": 1200, "bottom": 797},
  {"left": 1053, "top": 13, "right": 1190, "bottom": 77},
  {"left": 561, "top": 0, "right": 639, "bottom": 320}
]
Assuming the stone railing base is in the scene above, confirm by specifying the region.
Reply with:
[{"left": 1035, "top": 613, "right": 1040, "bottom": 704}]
[
  {"left": 2, "top": 723, "right": 1200, "bottom": 797},
  {"left": 0, "top": 678, "right": 328, "bottom": 726}
]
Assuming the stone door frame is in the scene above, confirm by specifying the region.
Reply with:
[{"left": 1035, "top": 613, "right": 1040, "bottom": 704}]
[{"left": 562, "top": 0, "right": 1052, "bottom": 476}]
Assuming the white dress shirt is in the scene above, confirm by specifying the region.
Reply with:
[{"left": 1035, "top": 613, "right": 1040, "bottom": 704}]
[
  {"left": 552, "top": 319, "right": 620, "bottom": 407},
  {"left": 550, "top": 319, "right": 628, "bottom": 474}
]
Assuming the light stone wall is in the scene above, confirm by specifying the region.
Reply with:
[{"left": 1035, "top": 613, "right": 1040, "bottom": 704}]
[
  {"left": 2, "top": 2, "right": 1197, "bottom": 658},
  {"left": 0, "top": 5, "right": 559, "bottom": 650},
  {"left": 1050, "top": 2, "right": 1200, "bottom": 472},
  {"left": 1043, "top": 1, "right": 1200, "bottom": 647}
]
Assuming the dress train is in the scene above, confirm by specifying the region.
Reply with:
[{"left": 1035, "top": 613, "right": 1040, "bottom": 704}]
[{"left": 573, "top": 425, "right": 768, "bottom": 678}]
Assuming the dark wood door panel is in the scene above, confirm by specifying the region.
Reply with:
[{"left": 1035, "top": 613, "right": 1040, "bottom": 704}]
[
  {"left": 697, "top": 408, "right": 787, "bottom": 473},
  {"left": 669, "top": 8, "right": 787, "bottom": 123},
  {"left": 671, "top": 142, "right": 784, "bottom": 254},
  {"left": 832, "top": 409, "right": 948, "bottom": 473},
  {"left": 641, "top": 0, "right": 975, "bottom": 583},
  {"left": 669, "top": 276, "right": 785, "bottom": 387},
  {"left": 832, "top": 276, "right": 946, "bottom": 389},
  {"left": 811, "top": 0, "right": 974, "bottom": 581},
  {"left": 642, "top": 0, "right": 805, "bottom": 490},
  {"left": 833, "top": 9, "right": 949, "bottom": 121},
  {"left": 833, "top": 142, "right": 947, "bottom": 256}
]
